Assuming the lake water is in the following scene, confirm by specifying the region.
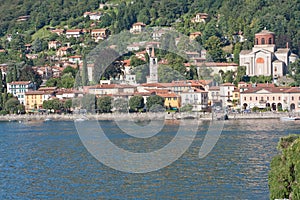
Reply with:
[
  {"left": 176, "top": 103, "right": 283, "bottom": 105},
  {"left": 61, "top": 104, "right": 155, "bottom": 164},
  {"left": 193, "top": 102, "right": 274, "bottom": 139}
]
[{"left": 1, "top": 119, "right": 300, "bottom": 199}]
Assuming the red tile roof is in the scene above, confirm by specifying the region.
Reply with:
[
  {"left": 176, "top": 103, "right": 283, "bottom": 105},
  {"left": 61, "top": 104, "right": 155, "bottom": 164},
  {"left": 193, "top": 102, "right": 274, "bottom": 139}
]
[{"left": 9, "top": 81, "right": 31, "bottom": 85}]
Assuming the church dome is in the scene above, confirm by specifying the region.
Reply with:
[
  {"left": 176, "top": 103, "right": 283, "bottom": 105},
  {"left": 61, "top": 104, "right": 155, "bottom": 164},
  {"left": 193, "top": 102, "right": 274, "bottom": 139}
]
[{"left": 255, "top": 29, "right": 275, "bottom": 45}]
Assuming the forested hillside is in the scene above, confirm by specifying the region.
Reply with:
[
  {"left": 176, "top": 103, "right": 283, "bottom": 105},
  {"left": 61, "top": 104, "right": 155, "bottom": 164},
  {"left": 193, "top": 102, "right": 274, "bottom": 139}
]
[{"left": 0, "top": 0, "right": 300, "bottom": 53}]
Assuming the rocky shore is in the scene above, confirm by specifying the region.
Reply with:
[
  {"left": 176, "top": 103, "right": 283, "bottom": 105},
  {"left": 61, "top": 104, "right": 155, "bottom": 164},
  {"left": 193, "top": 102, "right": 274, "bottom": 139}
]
[{"left": 0, "top": 112, "right": 296, "bottom": 122}]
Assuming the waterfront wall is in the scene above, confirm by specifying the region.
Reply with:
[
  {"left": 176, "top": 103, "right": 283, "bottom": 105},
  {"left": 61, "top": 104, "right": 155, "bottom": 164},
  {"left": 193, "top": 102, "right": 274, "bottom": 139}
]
[{"left": 0, "top": 112, "right": 296, "bottom": 122}]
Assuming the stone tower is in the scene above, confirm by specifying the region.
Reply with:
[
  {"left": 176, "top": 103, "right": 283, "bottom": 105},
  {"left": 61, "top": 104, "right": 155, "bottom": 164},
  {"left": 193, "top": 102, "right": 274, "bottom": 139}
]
[{"left": 147, "top": 47, "right": 158, "bottom": 83}]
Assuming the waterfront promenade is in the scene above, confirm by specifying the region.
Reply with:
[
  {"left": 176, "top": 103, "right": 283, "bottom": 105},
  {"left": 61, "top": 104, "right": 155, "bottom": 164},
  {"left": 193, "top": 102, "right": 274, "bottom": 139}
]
[{"left": 0, "top": 112, "right": 295, "bottom": 122}]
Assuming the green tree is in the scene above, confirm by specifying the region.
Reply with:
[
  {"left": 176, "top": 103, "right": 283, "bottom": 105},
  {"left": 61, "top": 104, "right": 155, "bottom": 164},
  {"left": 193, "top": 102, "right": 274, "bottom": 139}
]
[
  {"left": 74, "top": 72, "right": 82, "bottom": 88},
  {"left": 0, "top": 69, "right": 3, "bottom": 93},
  {"left": 81, "top": 94, "right": 96, "bottom": 113},
  {"left": 5, "top": 98, "right": 20, "bottom": 114},
  {"left": 269, "top": 135, "right": 300, "bottom": 200},
  {"left": 129, "top": 95, "right": 144, "bottom": 112},
  {"left": 290, "top": 60, "right": 300, "bottom": 86},
  {"left": 97, "top": 96, "right": 113, "bottom": 113},
  {"left": 133, "top": 64, "right": 148, "bottom": 83},
  {"left": 234, "top": 66, "right": 247, "bottom": 85},
  {"left": 32, "top": 38, "right": 43, "bottom": 53},
  {"left": 58, "top": 73, "right": 74, "bottom": 88},
  {"left": 46, "top": 78, "right": 59, "bottom": 87},
  {"left": 64, "top": 99, "right": 72, "bottom": 113},
  {"left": 146, "top": 95, "right": 165, "bottom": 111},
  {"left": 233, "top": 43, "right": 242, "bottom": 64},
  {"left": 158, "top": 65, "right": 185, "bottom": 83},
  {"left": 62, "top": 66, "right": 77, "bottom": 78},
  {"left": 113, "top": 98, "right": 129, "bottom": 113},
  {"left": 205, "top": 36, "right": 225, "bottom": 62},
  {"left": 130, "top": 56, "right": 146, "bottom": 67}
]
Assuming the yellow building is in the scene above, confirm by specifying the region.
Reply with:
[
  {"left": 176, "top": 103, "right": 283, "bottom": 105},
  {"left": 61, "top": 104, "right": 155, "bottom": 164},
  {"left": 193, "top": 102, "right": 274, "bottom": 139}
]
[
  {"left": 232, "top": 88, "right": 240, "bottom": 110},
  {"left": 25, "top": 91, "right": 45, "bottom": 112},
  {"left": 158, "top": 92, "right": 181, "bottom": 109}
]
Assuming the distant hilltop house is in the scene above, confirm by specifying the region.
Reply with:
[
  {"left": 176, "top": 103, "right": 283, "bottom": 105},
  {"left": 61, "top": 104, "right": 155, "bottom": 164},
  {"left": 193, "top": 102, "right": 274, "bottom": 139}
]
[
  {"left": 51, "top": 29, "right": 64, "bottom": 36},
  {"left": 189, "top": 32, "right": 202, "bottom": 40},
  {"left": 239, "top": 29, "right": 299, "bottom": 80},
  {"left": 68, "top": 55, "right": 82, "bottom": 64},
  {"left": 17, "top": 15, "right": 30, "bottom": 22},
  {"left": 91, "top": 28, "right": 110, "bottom": 42},
  {"left": 56, "top": 47, "right": 73, "bottom": 57},
  {"left": 48, "top": 41, "right": 62, "bottom": 50},
  {"left": 232, "top": 31, "right": 245, "bottom": 43},
  {"left": 99, "top": 3, "right": 117, "bottom": 9},
  {"left": 83, "top": 12, "right": 103, "bottom": 20},
  {"left": 130, "top": 22, "right": 146, "bottom": 33},
  {"left": 152, "top": 27, "right": 173, "bottom": 40},
  {"left": 191, "top": 13, "right": 209, "bottom": 23},
  {"left": 65, "top": 29, "right": 83, "bottom": 38}
]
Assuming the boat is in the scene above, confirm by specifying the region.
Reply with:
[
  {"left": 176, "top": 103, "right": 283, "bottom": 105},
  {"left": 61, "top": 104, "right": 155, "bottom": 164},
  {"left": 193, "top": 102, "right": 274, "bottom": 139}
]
[
  {"left": 280, "top": 116, "right": 300, "bottom": 121},
  {"left": 74, "top": 118, "right": 88, "bottom": 122},
  {"left": 44, "top": 118, "right": 52, "bottom": 122}
]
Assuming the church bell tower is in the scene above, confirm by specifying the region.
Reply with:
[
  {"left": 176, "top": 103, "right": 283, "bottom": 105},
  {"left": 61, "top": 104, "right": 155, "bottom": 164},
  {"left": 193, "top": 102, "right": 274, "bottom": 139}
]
[{"left": 147, "top": 47, "right": 158, "bottom": 83}]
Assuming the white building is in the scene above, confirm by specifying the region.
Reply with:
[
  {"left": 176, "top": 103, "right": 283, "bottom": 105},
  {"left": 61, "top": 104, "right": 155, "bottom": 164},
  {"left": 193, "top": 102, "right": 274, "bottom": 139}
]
[
  {"left": 65, "top": 29, "right": 82, "bottom": 38},
  {"left": 180, "top": 88, "right": 208, "bottom": 111},
  {"left": 130, "top": 22, "right": 146, "bottom": 34},
  {"left": 7, "top": 81, "right": 35, "bottom": 105},
  {"left": 219, "top": 83, "right": 235, "bottom": 108},
  {"left": 83, "top": 12, "right": 102, "bottom": 20},
  {"left": 240, "top": 29, "right": 298, "bottom": 79}
]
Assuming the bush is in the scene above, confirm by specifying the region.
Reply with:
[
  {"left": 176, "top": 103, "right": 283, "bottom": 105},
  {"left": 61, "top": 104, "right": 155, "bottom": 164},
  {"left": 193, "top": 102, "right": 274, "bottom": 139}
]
[
  {"left": 0, "top": 110, "right": 8, "bottom": 115},
  {"left": 180, "top": 104, "right": 193, "bottom": 112},
  {"left": 269, "top": 135, "right": 300, "bottom": 199},
  {"left": 252, "top": 106, "right": 259, "bottom": 112}
]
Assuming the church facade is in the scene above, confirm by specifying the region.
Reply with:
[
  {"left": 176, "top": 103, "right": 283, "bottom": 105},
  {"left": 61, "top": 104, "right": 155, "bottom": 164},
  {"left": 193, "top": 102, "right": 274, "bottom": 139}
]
[{"left": 239, "top": 29, "right": 298, "bottom": 79}]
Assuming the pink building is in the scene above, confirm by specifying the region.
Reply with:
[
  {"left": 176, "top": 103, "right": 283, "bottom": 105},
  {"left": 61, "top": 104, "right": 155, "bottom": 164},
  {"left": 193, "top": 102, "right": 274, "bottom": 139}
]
[{"left": 240, "top": 85, "right": 300, "bottom": 112}]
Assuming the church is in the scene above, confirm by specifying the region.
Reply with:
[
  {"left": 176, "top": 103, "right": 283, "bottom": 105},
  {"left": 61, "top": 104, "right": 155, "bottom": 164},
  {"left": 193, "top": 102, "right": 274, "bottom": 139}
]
[{"left": 239, "top": 29, "right": 298, "bottom": 79}]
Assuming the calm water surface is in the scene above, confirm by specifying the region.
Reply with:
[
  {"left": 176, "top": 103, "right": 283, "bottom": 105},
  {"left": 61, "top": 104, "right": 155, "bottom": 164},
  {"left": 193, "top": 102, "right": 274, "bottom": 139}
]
[{"left": 1, "top": 119, "right": 300, "bottom": 199}]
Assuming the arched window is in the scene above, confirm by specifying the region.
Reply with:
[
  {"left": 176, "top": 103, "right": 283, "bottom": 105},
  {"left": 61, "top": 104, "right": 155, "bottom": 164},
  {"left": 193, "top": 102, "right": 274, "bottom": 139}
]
[
  {"left": 261, "top": 38, "right": 265, "bottom": 44},
  {"left": 256, "top": 38, "right": 258, "bottom": 45},
  {"left": 268, "top": 38, "right": 272, "bottom": 44}
]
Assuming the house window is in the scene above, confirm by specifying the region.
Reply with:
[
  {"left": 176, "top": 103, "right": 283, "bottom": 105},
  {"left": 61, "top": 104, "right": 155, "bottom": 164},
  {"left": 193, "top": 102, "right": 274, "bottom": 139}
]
[
  {"left": 244, "top": 97, "right": 246, "bottom": 101},
  {"left": 235, "top": 94, "right": 238, "bottom": 98},
  {"left": 273, "top": 97, "right": 275, "bottom": 101},
  {"left": 279, "top": 97, "right": 281, "bottom": 100},
  {"left": 250, "top": 97, "right": 252, "bottom": 101},
  {"left": 261, "top": 38, "right": 265, "bottom": 44},
  {"left": 256, "top": 97, "right": 258, "bottom": 101},
  {"left": 256, "top": 38, "right": 258, "bottom": 45},
  {"left": 267, "top": 97, "right": 269, "bottom": 100},
  {"left": 268, "top": 38, "right": 272, "bottom": 44},
  {"left": 261, "top": 97, "right": 263, "bottom": 100},
  {"left": 292, "top": 96, "right": 294, "bottom": 101}
]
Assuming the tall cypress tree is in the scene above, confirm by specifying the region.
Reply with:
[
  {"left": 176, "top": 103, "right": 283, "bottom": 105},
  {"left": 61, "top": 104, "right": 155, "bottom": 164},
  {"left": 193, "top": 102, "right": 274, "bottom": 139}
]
[
  {"left": 81, "top": 57, "right": 89, "bottom": 86},
  {"left": 0, "top": 69, "right": 3, "bottom": 93},
  {"left": 12, "top": 65, "right": 18, "bottom": 82}
]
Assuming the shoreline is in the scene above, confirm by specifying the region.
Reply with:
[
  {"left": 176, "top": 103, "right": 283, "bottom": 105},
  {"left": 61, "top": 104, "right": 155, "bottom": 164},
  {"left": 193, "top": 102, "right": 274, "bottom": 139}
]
[{"left": 0, "top": 112, "right": 296, "bottom": 122}]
